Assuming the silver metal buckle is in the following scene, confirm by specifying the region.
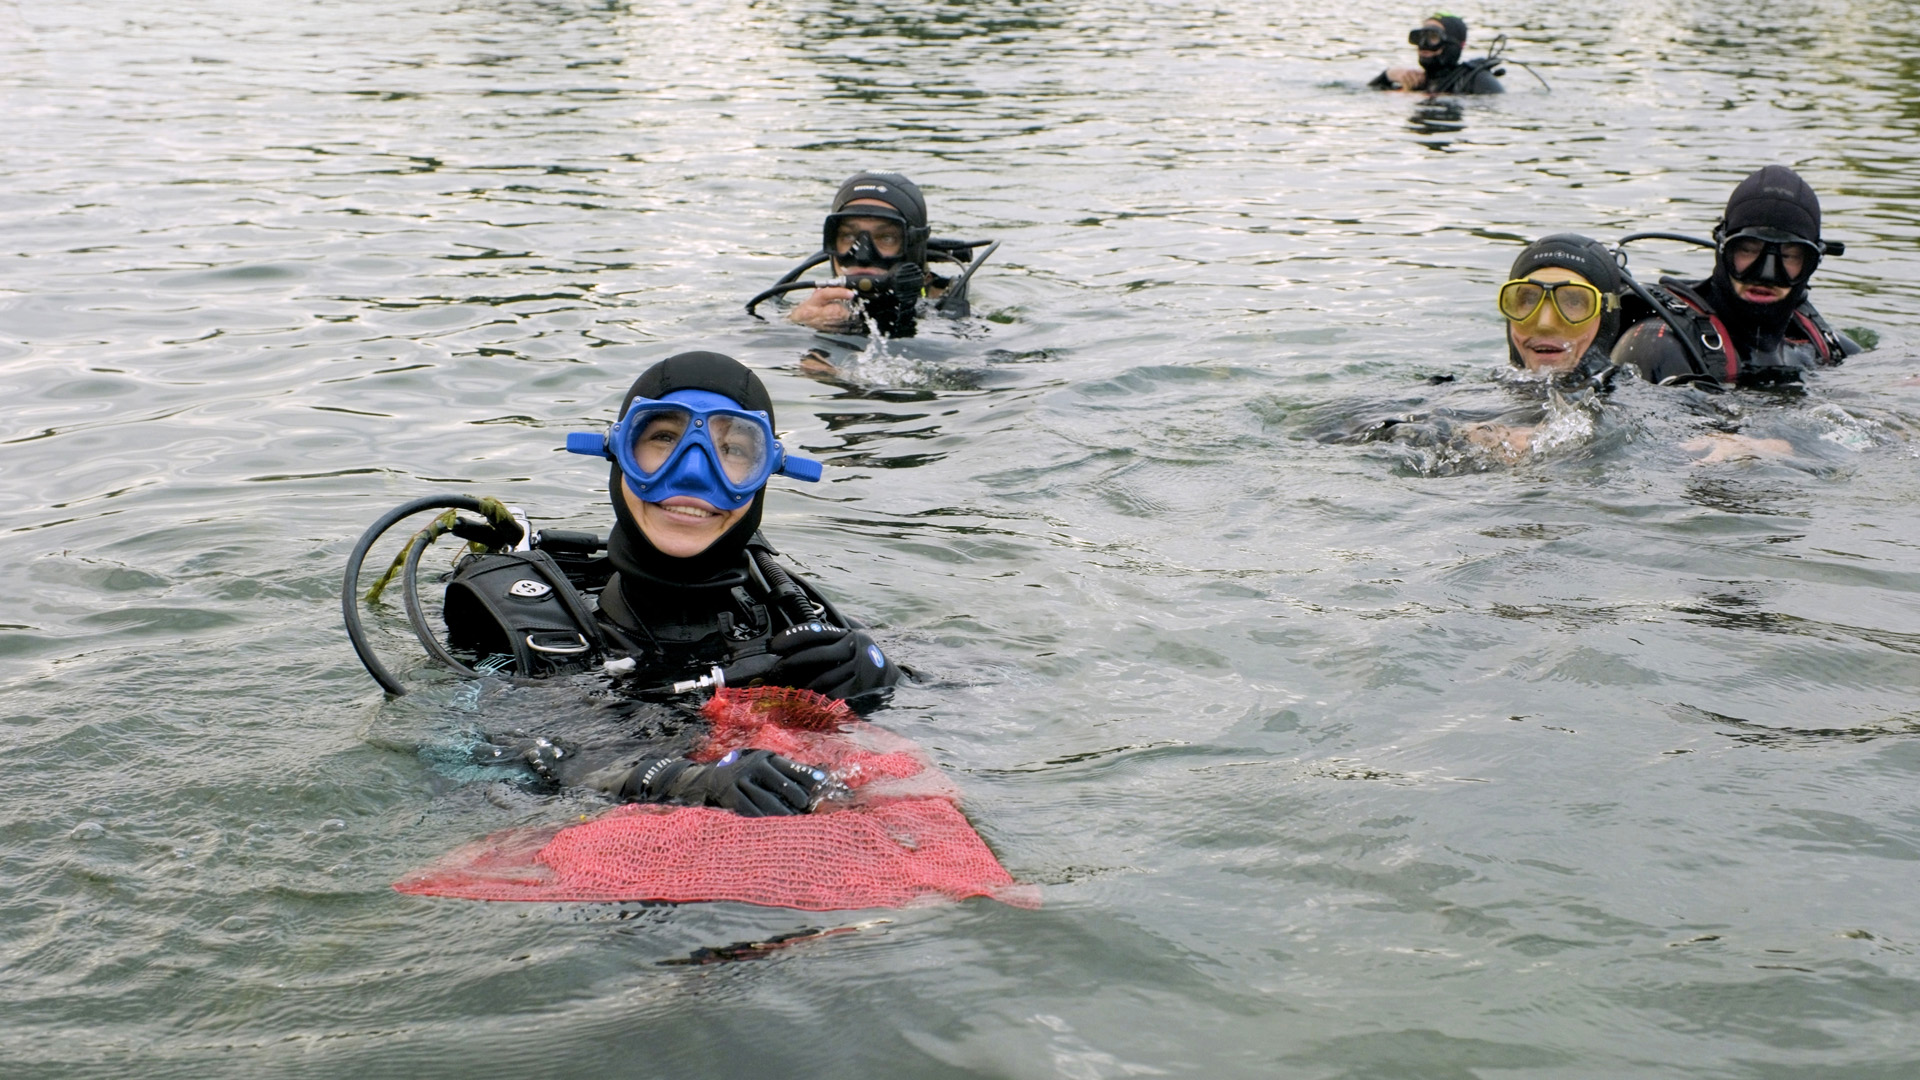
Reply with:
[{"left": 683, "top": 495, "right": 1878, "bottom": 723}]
[{"left": 525, "top": 633, "right": 590, "bottom": 655}]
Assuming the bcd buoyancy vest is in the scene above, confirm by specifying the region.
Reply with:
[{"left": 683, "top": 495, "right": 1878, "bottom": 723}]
[
  {"left": 1426, "top": 57, "right": 1503, "bottom": 94},
  {"left": 1639, "top": 278, "right": 1845, "bottom": 388},
  {"left": 443, "top": 534, "right": 843, "bottom": 685}
]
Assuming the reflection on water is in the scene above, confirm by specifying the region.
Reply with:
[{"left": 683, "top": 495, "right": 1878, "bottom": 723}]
[
  {"left": 1408, "top": 97, "right": 1466, "bottom": 148},
  {"left": 6, "top": 0, "right": 1920, "bottom": 1076}
]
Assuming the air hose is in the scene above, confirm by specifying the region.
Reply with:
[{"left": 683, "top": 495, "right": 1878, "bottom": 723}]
[
  {"left": 745, "top": 273, "right": 898, "bottom": 320},
  {"left": 341, "top": 494, "right": 522, "bottom": 695},
  {"left": 752, "top": 548, "right": 825, "bottom": 625},
  {"left": 745, "top": 278, "right": 835, "bottom": 319}
]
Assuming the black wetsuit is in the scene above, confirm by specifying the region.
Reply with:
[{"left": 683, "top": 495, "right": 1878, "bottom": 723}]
[
  {"left": 1370, "top": 58, "right": 1504, "bottom": 94},
  {"left": 1612, "top": 276, "right": 1859, "bottom": 389}
]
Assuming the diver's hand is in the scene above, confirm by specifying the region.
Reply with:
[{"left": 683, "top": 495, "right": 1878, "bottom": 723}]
[
  {"left": 643, "top": 750, "right": 826, "bottom": 817},
  {"left": 1683, "top": 433, "right": 1795, "bottom": 465},
  {"left": 1385, "top": 66, "right": 1426, "bottom": 90},
  {"left": 763, "top": 623, "right": 895, "bottom": 701},
  {"left": 1464, "top": 421, "right": 1536, "bottom": 464},
  {"left": 789, "top": 286, "right": 860, "bottom": 331},
  {"left": 477, "top": 731, "right": 572, "bottom": 783}
]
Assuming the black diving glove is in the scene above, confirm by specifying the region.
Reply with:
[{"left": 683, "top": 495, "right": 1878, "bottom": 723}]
[
  {"left": 627, "top": 749, "right": 826, "bottom": 817},
  {"left": 761, "top": 622, "right": 897, "bottom": 700}
]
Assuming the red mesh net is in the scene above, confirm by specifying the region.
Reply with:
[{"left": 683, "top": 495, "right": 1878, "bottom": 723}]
[{"left": 396, "top": 686, "right": 1034, "bottom": 910}]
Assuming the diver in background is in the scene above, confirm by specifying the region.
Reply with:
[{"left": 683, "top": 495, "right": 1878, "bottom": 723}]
[
  {"left": 1371, "top": 14, "right": 1504, "bottom": 95},
  {"left": 761, "top": 171, "right": 994, "bottom": 340},
  {"left": 788, "top": 172, "right": 933, "bottom": 336},
  {"left": 1611, "top": 166, "right": 1861, "bottom": 389}
]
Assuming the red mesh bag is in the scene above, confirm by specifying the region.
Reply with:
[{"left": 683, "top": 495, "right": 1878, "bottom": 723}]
[{"left": 396, "top": 687, "right": 1034, "bottom": 910}]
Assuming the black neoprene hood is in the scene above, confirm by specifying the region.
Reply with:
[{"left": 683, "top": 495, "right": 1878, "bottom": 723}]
[
  {"left": 617, "top": 350, "right": 775, "bottom": 423},
  {"left": 830, "top": 171, "right": 928, "bottom": 231},
  {"left": 1509, "top": 233, "right": 1622, "bottom": 297},
  {"left": 1719, "top": 165, "right": 1821, "bottom": 243}
]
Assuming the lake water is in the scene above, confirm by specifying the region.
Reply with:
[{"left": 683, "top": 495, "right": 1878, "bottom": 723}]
[{"left": 5, "top": 0, "right": 1920, "bottom": 1076}]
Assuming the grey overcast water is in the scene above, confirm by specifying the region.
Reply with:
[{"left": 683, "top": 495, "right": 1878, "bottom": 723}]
[{"left": 5, "top": 0, "right": 1920, "bottom": 1076}]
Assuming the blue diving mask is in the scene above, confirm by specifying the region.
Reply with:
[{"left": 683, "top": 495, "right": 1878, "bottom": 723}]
[{"left": 565, "top": 389, "right": 824, "bottom": 510}]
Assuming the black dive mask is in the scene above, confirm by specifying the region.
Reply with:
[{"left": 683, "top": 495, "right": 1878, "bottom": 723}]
[
  {"left": 1715, "top": 226, "right": 1821, "bottom": 289},
  {"left": 1412, "top": 26, "right": 1462, "bottom": 72},
  {"left": 822, "top": 207, "right": 927, "bottom": 271}
]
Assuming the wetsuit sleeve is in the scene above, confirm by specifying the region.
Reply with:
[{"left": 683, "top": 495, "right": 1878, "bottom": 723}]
[
  {"left": 1368, "top": 70, "right": 1395, "bottom": 90},
  {"left": 1611, "top": 319, "right": 1701, "bottom": 386}
]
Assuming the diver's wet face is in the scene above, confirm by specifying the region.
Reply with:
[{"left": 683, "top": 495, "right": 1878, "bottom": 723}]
[
  {"left": 622, "top": 477, "right": 749, "bottom": 559},
  {"left": 615, "top": 391, "right": 759, "bottom": 558},
  {"left": 1723, "top": 234, "right": 1816, "bottom": 305},
  {"left": 830, "top": 199, "right": 907, "bottom": 275},
  {"left": 1413, "top": 19, "right": 1446, "bottom": 61},
  {"left": 1502, "top": 267, "right": 1602, "bottom": 373}
]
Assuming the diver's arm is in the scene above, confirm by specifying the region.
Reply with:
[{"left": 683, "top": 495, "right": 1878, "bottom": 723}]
[
  {"left": 1378, "top": 66, "right": 1426, "bottom": 90},
  {"left": 1462, "top": 421, "right": 1537, "bottom": 463},
  {"left": 789, "top": 286, "right": 862, "bottom": 331}
]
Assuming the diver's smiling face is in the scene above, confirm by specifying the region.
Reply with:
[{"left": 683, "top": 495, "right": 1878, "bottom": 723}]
[
  {"left": 1507, "top": 267, "right": 1601, "bottom": 374},
  {"left": 623, "top": 479, "right": 748, "bottom": 558}
]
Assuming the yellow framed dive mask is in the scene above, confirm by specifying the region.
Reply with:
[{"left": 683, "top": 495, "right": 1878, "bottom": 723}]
[{"left": 1497, "top": 278, "right": 1606, "bottom": 327}]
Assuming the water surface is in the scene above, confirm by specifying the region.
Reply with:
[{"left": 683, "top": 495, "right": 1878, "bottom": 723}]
[{"left": 5, "top": 0, "right": 1920, "bottom": 1076}]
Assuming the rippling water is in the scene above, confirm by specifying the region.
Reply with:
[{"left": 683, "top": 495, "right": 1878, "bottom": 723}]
[{"left": 6, "top": 0, "right": 1920, "bottom": 1076}]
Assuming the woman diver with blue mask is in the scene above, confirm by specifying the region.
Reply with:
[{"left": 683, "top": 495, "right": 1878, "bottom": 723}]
[
  {"left": 345, "top": 351, "right": 901, "bottom": 817},
  {"left": 555, "top": 351, "right": 900, "bottom": 813},
  {"left": 576, "top": 352, "right": 898, "bottom": 685}
]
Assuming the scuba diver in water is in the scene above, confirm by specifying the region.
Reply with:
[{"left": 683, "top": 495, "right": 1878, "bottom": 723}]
[
  {"left": 345, "top": 351, "right": 902, "bottom": 817},
  {"left": 1457, "top": 234, "right": 1628, "bottom": 460},
  {"left": 1498, "top": 234, "right": 1625, "bottom": 382},
  {"left": 1333, "top": 234, "right": 1628, "bottom": 466},
  {"left": 1371, "top": 14, "right": 1504, "bottom": 95},
  {"left": 746, "top": 171, "right": 997, "bottom": 340},
  {"left": 1611, "top": 165, "right": 1861, "bottom": 389}
]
